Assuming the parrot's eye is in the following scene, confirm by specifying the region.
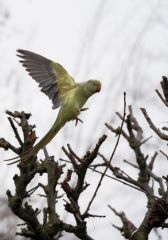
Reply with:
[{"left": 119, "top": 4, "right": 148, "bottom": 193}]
[{"left": 88, "top": 80, "right": 101, "bottom": 92}]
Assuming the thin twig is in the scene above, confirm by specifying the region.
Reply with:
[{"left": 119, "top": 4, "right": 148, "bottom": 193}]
[
  {"left": 141, "top": 108, "right": 168, "bottom": 141},
  {"left": 155, "top": 89, "right": 168, "bottom": 107},
  {"left": 123, "top": 159, "right": 138, "bottom": 169},
  {"left": 160, "top": 150, "right": 168, "bottom": 160},
  {"left": 8, "top": 117, "right": 23, "bottom": 146},
  {"left": 59, "top": 158, "right": 144, "bottom": 193},
  {"left": 83, "top": 92, "right": 126, "bottom": 215}
]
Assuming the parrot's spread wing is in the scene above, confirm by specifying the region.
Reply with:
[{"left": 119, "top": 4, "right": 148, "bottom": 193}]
[{"left": 17, "top": 49, "right": 76, "bottom": 109}]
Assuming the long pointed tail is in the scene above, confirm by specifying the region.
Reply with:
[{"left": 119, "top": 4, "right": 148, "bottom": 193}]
[{"left": 22, "top": 117, "right": 65, "bottom": 161}]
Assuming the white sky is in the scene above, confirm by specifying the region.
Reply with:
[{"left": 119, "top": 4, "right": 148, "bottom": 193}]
[{"left": 1, "top": 0, "right": 168, "bottom": 239}]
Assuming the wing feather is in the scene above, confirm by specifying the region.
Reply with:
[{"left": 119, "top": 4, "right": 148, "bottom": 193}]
[{"left": 17, "top": 49, "right": 76, "bottom": 109}]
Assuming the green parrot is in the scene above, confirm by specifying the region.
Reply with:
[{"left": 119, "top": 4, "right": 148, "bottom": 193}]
[{"left": 13, "top": 49, "right": 101, "bottom": 161}]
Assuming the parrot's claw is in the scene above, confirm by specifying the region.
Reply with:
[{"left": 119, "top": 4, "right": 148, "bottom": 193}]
[
  {"left": 80, "top": 107, "right": 89, "bottom": 112},
  {"left": 75, "top": 117, "right": 83, "bottom": 126}
]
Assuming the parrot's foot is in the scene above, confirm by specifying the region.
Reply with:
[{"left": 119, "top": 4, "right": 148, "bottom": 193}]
[
  {"left": 80, "top": 107, "right": 89, "bottom": 112},
  {"left": 75, "top": 117, "right": 83, "bottom": 126},
  {"left": 75, "top": 108, "right": 88, "bottom": 126}
]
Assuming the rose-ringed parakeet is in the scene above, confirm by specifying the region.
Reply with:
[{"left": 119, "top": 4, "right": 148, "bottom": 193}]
[{"left": 11, "top": 49, "right": 101, "bottom": 161}]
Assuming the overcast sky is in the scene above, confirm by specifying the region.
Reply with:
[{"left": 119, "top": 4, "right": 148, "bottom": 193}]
[{"left": 1, "top": 1, "right": 168, "bottom": 239}]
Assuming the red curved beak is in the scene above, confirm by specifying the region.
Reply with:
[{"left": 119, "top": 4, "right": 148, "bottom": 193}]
[{"left": 96, "top": 85, "right": 101, "bottom": 92}]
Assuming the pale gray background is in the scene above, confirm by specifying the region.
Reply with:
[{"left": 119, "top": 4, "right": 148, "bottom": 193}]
[{"left": 0, "top": 0, "right": 168, "bottom": 239}]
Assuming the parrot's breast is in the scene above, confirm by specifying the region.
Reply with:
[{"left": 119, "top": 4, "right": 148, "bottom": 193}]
[{"left": 58, "top": 85, "right": 89, "bottom": 123}]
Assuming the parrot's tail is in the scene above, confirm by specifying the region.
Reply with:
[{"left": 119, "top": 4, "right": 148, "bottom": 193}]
[{"left": 21, "top": 117, "right": 65, "bottom": 161}]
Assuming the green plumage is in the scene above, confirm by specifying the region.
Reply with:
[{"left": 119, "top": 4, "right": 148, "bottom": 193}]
[{"left": 15, "top": 50, "right": 101, "bottom": 161}]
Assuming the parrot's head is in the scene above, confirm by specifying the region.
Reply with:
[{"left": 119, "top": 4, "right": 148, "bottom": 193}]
[{"left": 87, "top": 80, "right": 101, "bottom": 94}]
